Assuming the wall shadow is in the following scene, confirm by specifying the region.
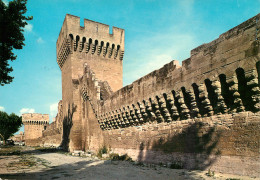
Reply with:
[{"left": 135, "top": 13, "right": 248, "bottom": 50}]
[
  {"left": 139, "top": 121, "right": 221, "bottom": 170},
  {"left": 60, "top": 104, "right": 77, "bottom": 151},
  {"left": 137, "top": 142, "right": 144, "bottom": 162}
]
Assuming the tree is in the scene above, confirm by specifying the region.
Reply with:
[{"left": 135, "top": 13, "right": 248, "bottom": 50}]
[
  {"left": 0, "top": 111, "right": 22, "bottom": 143},
  {"left": 0, "top": 0, "right": 32, "bottom": 86}
]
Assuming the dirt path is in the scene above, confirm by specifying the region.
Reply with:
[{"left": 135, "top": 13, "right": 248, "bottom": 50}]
[{"left": 0, "top": 146, "right": 258, "bottom": 180}]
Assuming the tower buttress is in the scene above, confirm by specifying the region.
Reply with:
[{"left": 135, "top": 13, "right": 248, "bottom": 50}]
[{"left": 56, "top": 14, "right": 125, "bottom": 151}]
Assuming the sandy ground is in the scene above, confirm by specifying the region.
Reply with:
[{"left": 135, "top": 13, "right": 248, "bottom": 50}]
[{"left": 0, "top": 146, "right": 259, "bottom": 180}]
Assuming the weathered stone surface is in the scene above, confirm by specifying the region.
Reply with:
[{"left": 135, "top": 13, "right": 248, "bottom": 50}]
[
  {"left": 22, "top": 113, "right": 49, "bottom": 141},
  {"left": 23, "top": 14, "right": 260, "bottom": 177}
]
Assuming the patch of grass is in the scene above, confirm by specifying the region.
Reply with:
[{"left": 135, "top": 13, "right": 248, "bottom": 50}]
[
  {"left": 0, "top": 146, "right": 22, "bottom": 156},
  {"left": 7, "top": 154, "right": 51, "bottom": 169},
  {"left": 36, "top": 157, "right": 51, "bottom": 168},
  {"left": 206, "top": 169, "right": 215, "bottom": 177},
  {"left": 97, "top": 146, "right": 108, "bottom": 158},
  {"left": 169, "top": 161, "right": 183, "bottom": 169},
  {"left": 109, "top": 153, "right": 119, "bottom": 160},
  {"left": 8, "top": 155, "right": 37, "bottom": 168}
]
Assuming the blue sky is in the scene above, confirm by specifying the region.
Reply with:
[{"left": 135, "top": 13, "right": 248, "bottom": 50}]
[{"left": 1, "top": 0, "right": 260, "bottom": 133}]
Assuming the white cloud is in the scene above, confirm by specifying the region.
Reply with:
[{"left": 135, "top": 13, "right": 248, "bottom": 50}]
[
  {"left": 0, "top": 106, "right": 5, "bottom": 111},
  {"left": 19, "top": 108, "right": 35, "bottom": 115},
  {"left": 24, "top": 23, "right": 33, "bottom": 32},
  {"left": 36, "top": 37, "right": 44, "bottom": 44},
  {"left": 50, "top": 102, "right": 58, "bottom": 118},
  {"left": 124, "top": 31, "right": 196, "bottom": 85}
]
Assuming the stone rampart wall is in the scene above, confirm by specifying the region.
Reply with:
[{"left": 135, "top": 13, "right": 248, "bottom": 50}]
[
  {"left": 102, "top": 111, "right": 260, "bottom": 177},
  {"left": 39, "top": 100, "right": 64, "bottom": 147},
  {"left": 94, "top": 14, "right": 260, "bottom": 131},
  {"left": 77, "top": 14, "right": 260, "bottom": 177},
  {"left": 35, "top": 13, "right": 260, "bottom": 177}
]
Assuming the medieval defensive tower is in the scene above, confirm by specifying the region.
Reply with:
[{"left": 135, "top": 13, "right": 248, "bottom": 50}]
[
  {"left": 22, "top": 113, "right": 49, "bottom": 141},
  {"left": 56, "top": 14, "right": 125, "bottom": 151},
  {"left": 22, "top": 14, "right": 260, "bottom": 177}
]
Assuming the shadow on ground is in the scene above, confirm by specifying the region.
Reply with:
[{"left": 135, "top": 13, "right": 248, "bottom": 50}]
[{"left": 0, "top": 145, "right": 213, "bottom": 180}]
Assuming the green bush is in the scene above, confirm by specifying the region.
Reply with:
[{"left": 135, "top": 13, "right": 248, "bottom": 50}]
[
  {"left": 109, "top": 153, "right": 132, "bottom": 161},
  {"left": 206, "top": 169, "right": 215, "bottom": 177},
  {"left": 169, "top": 161, "right": 183, "bottom": 169},
  {"left": 97, "top": 146, "right": 108, "bottom": 158},
  {"left": 109, "top": 153, "right": 119, "bottom": 160}
]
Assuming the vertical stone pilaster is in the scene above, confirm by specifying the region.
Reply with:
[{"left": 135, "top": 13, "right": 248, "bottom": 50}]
[
  {"left": 144, "top": 99, "right": 156, "bottom": 122},
  {"left": 133, "top": 104, "right": 143, "bottom": 125},
  {"left": 198, "top": 83, "right": 214, "bottom": 116},
  {"left": 106, "top": 112, "right": 112, "bottom": 130},
  {"left": 151, "top": 97, "right": 164, "bottom": 123},
  {"left": 139, "top": 102, "right": 148, "bottom": 120},
  {"left": 97, "top": 115, "right": 103, "bottom": 130},
  {"left": 119, "top": 51, "right": 124, "bottom": 61},
  {"left": 158, "top": 94, "right": 172, "bottom": 122},
  {"left": 166, "top": 92, "right": 179, "bottom": 120},
  {"left": 129, "top": 105, "right": 138, "bottom": 125},
  {"left": 91, "top": 43, "right": 96, "bottom": 54},
  {"left": 85, "top": 42, "right": 90, "bottom": 53},
  {"left": 79, "top": 41, "right": 83, "bottom": 52},
  {"left": 114, "top": 110, "right": 121, "bottom": 128},
  {"left": 126, "top": 106, "right": 134, "bottom": 125},
  {"left": 186, "top": 89, "right": 200, "bottom": 118},
  {"left": 108, "top": 47, "right": 112, "bottom": 58},
  {"left": 82, "top": 41, "right": 87, "bottom": 53},
  {"left": 109, "top": 111, "right": 116, "bottom": 129},
  {"left": 175, "top": 91, "right": 190, "bottom": 119},
  {"left": 103, "top": 44, "right": 107, "bottom": 57},
  {"left": 73, "top": 39, "right": 76, "bottom": 51},
  {"left": 97, "top": 44, "right": 102, "bottom": 55},
  {"left": 212, "top": 79, "right": 228, "bottom": 114},
  {"left": 245, "top": 69, "right": 260, "bottom": 111},
  {"left": 100, "top": 114, "right": 106, "bottom": 130},
  {"left": 114, "top": 48, "right": 118, "bottom": 59},
  {"left": 226, "top": 75, "right": 245, "bottom": 112},
  {"left": 121, "top": 107, "right": 129, "bottom": 126}
]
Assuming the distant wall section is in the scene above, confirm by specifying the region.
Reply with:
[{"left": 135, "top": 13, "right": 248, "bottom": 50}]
[{"left": 22, "top": 113, "right": 49, "bottom": 141}]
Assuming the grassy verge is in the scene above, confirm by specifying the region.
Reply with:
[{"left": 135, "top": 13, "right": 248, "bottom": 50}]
[
  {"left": 7, "top": 154, "right": 51, "bottom": 169},
  {"left": 34, "top": 146, "right": 69, "bottom": 155},
  {"left": 0, "top": 145, "right": 22, "bottom": 156}
]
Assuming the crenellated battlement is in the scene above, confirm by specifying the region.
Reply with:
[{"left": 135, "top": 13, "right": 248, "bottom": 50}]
[
  {"left": 77, "top": 13, "right": 260, "bottom": 130},
  {"left": 56, "top": 14, "right": 125, "bottom": 69},
  {"left": 22, "top": 113, "right": 49, "bottom": 141},
  {"left": 22, "top": 113, "right": 49, "bottom": 125},
  {"left": 80, "top": 63, "right": 101, "bottom": 100},
  {"left": 31, "top": 14, "right": 260, "bottom": 177},
  {"left": 79, "top": 63, "right": 102, "bottom": 117}
]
